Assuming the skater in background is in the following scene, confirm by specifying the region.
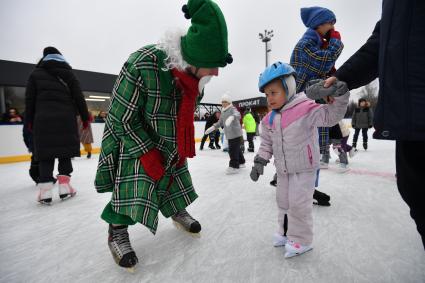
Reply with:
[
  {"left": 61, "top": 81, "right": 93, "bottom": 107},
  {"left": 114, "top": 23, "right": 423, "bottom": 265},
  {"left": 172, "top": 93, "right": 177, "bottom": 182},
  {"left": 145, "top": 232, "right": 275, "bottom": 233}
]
[
  {"left": 95, "top": 0, "right": 233, "bottom": 270},
  {"left": 351, "top": 98, "right": 373, "bottom": 151},
  {"left": 77, "top": 114, "right": 94, "bottom": 158},
  {"left": 250, "top": 62, "right": 350, "bottom": 258},
  {"left": 324, "top": 0, "right": 425, "bottom": 248},
  {"left": 242, "top": 108, "right": 257, "bottom": 152},
  {"left": 205, "top": 93, "right": 245, "bottom": 174},
  {"left": 270, "top": 6, "right": 344, "bottom": 205},
  {"left": 329, "top": 123, "right": 349, "bottom": 172},
  {"left": 200, "top": 111, "right": 221, "bottom": 150},
  {"left": 336, "top": 119, "right": 356, "bottom": 160},
  {"left": 25, "top": 46, "right": 89, "bottom": 204}
]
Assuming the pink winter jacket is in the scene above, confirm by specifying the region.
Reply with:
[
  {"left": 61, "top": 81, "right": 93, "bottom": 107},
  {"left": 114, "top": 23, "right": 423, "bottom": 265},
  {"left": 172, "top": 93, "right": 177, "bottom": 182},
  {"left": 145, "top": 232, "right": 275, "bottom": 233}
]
[{"left": 257, "top": 92, "right": 349, "bottom": 174}]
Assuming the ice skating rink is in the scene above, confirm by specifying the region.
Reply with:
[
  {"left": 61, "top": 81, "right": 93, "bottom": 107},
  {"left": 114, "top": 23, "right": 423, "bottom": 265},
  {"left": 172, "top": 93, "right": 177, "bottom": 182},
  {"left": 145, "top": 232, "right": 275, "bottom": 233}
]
[{"left": 1, "top": 132, "right": 424, "bottom": 283}]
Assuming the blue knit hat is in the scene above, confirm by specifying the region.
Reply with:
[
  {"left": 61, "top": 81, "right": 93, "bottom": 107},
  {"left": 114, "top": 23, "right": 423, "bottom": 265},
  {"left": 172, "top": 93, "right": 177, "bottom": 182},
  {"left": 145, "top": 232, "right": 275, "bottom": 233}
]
[{"left": 300, "top": 7, "right": 336, "bottom": 29}]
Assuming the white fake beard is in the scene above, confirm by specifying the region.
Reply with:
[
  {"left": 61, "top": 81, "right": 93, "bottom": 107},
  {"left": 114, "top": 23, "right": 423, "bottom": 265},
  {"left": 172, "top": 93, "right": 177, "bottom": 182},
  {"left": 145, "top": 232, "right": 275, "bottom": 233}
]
[{"left": 198, "top": 75, "right": 213, "bottom": 93}]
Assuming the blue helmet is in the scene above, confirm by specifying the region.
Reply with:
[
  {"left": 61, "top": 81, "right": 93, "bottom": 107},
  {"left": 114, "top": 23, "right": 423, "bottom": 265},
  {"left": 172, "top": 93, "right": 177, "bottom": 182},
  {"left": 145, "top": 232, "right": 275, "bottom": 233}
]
[{"left": 258, "top": 62, "right": 296, "bottom": 93}]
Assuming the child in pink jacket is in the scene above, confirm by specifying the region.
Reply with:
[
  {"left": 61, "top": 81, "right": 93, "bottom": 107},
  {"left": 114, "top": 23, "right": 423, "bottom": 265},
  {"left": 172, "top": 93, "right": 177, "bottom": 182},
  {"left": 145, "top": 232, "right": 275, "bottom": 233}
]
[{"left": 250, "top": 62, "right": 349, "bottom": 258}]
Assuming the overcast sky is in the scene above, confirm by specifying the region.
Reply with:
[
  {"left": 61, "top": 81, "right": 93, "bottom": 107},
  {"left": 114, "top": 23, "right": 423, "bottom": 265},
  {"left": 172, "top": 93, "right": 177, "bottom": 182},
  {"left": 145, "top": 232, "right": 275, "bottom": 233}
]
[{"left": 0, "top": 0, "right": 382, "bottom": 103}]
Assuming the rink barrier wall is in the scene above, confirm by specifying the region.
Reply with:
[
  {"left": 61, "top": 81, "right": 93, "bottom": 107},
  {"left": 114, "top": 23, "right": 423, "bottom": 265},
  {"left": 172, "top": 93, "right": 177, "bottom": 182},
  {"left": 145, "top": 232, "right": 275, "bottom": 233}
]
[
  {"left": 0, "top": 120, "right": 353, "bottom": 164},
  {"left": 0, "top": 122, "right": 207, "bottom": 164}
]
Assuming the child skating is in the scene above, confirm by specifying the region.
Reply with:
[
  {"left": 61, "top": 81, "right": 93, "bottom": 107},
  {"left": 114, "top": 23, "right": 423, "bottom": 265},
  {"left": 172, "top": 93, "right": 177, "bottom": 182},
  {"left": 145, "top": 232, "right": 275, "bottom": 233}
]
[
  {"left": 250, "top": 62, "right": 349, "bottom": 258},
  {"left": 351, "top": 98, "right": 373, "bottom": 151}
]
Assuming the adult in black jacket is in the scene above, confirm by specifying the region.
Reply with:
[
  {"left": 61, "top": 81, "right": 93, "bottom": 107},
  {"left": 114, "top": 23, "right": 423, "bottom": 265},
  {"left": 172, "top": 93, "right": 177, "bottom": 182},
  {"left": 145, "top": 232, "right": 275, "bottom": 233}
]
[
  {"left": 200, "top": 111, "right": 221, "bottom": 150},
  {"left": 25, "top": 46, "right": 89, "bottom": 204},
  {"left": 324, "top": 0, "right": 425, "bottom": 248}
]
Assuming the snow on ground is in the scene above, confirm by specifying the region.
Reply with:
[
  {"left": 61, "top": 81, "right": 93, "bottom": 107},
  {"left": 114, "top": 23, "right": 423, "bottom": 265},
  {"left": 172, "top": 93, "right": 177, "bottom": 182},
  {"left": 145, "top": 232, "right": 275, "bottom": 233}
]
[{"left": 0, "top": 130, "right": 424, "bottom": 283}]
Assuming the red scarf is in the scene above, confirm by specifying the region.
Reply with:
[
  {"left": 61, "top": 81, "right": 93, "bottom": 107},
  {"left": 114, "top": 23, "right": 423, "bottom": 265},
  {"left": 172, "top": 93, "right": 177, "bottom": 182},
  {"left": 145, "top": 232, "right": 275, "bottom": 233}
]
[
  {"left": 320, "top": 33, "right": 336, "bottom": 75},
  {"left": 171, "top": 68, "right": 200, "bottom": 160}
]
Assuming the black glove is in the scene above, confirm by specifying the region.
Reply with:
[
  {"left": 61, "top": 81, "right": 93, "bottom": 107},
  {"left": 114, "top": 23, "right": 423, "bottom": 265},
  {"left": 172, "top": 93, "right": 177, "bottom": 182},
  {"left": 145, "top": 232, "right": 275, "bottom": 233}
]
[{"left": 250, "top": 155, "right": 269, "bottom": 182}]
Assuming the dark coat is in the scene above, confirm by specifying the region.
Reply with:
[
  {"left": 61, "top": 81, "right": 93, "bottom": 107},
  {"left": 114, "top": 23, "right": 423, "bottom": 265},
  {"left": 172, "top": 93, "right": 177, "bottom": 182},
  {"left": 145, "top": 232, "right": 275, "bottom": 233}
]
[
  {"left": 25, "top": 60, "right": 89, "bottom": 160},
  {"left": 204, "top": 112, "right": 219, "bottom": 130},
  {"left": 335, "top": 0, "right": 425, "bottom": 140},
  {"left": 352, "top": 107, "right": 373, "bottom": 129}
]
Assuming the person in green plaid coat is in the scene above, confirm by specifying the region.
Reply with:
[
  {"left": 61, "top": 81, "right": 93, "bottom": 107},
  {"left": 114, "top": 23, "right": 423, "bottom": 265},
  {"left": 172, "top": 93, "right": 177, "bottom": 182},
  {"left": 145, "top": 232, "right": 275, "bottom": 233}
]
[{"left": 95, "top": 0, "right": 233, "bottom": 270}]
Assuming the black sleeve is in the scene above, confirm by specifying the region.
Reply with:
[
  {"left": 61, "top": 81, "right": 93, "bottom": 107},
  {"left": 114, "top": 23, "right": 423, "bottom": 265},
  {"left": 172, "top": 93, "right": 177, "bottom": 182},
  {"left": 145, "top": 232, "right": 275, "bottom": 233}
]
[
  {"left": 68, "top": 71, "right": 89, "bottom": 122},
  {"left": 24, "top": 75, "right": 36, "bottom": 126},
  {"left": 335, "top": 21, "right": 380, "bottom": 90}
]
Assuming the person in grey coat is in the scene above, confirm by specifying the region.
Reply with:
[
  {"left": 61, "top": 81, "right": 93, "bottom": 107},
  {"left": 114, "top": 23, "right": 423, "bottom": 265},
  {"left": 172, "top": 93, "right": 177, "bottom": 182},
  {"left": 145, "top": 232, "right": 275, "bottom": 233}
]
[
  {"left": 205, "top": 93, "right": 245, "bottom": 174},
  {"left": 351, "top": 98, "right": 373, "bottom": 150}
]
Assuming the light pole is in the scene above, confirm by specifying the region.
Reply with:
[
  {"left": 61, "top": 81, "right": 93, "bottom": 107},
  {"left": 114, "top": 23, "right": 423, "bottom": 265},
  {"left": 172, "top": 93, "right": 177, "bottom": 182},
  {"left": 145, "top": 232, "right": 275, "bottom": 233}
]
[{"left": 259, "top": 29, "right": 273, "bottom": 67}]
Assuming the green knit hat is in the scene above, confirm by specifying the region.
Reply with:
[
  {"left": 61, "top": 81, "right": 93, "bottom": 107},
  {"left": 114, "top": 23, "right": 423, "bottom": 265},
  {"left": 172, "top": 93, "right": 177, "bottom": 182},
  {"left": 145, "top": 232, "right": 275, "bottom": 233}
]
[{"left": 181, "top": 0, "right": 233, "bottom": 68}]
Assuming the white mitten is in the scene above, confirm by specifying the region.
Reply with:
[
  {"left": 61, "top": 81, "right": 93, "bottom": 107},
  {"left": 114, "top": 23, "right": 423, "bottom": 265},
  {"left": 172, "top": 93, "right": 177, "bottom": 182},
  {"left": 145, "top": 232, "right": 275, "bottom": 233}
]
[
  {"left": 225, "top": 116, "right": 234, "bottom": 127},
  {"left": 205, "top": 126, "right": 215, "bottom": 135}
]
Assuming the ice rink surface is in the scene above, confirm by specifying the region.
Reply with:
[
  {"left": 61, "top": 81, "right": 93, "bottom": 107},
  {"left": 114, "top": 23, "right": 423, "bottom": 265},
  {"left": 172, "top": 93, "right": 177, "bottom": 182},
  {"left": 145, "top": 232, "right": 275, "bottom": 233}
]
[{"left": 1, "top": 131, "right": 424, "bottom": 283}]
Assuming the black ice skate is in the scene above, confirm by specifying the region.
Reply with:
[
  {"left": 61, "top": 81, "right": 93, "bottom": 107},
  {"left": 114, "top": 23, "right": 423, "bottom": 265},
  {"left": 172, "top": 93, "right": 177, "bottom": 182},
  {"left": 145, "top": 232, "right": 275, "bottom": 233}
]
[
  {"left": 363, "top": 142, "right": 368, "bottom": 151},
  {"left": 270, "top": 173, "right": 277, "bottom": 187},
  {"left": 172, "top": 208, "right": 201, "bottom": 236},
  {"left": 108, "top": 225, "right": 138, "bottom": 271},
  {"left": 313, "top": 189, "right": 331, "bottom": 206}
]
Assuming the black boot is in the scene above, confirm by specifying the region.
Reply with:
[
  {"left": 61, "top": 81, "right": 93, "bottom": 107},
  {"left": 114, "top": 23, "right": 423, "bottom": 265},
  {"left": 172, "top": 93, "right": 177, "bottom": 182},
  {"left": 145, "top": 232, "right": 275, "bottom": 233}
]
[
  {"left": 172, "top": 208, "right": 201, "bottom": 233},
  {"left": 108, "top": 225, "right": 138, "bottom": 269},
  {"left": 363, "top": 142, "right": 368, "bottom": 150},
  {"left": 209, "top": 144, "right": 216, "bottom": 150},
  {"left": 270, "top": 173, "right": 277, "bottom": 187},
  {"left": 87, "top": 152, "right": 92, "bottom": 159},
  {"left": 215, "top": 143, "right": 221, "bottom": 149},
  {"left": 313, "top": 189, "right": 331, "bottom": 206},
  {"left": 352, "top": 142, "right": 357, "bottom": 151}
]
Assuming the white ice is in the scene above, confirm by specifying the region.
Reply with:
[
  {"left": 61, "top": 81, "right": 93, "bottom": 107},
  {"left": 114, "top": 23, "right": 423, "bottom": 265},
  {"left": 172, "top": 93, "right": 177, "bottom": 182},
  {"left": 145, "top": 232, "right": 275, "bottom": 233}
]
[{"left": 0, "top": 130, "right": 424, "bottom": 283}]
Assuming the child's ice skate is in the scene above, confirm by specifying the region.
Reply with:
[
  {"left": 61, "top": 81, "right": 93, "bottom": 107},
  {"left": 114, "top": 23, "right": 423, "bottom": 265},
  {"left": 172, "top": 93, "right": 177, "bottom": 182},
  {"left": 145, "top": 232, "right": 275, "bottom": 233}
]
[
  {"left": 108, "top": 225, "right": 138, "bottom": 272},
  {"left": 172, "top": 208, "right": 201, "bottom": 237},
  {"left": 284, "top": 240, "right": 313, "bottom": 258},
  {"left": 37, "top": 182, "right": 54, "bottom": 205},
  {"left": 348, "top": 148, "right": 356, "bottom": 158},
  {"left": 313, "top": 189, "right": 331, "bottom": 206},
  {"left": 336, "top": 163, "right": 350, "bottom": 173},
  {"left": 57, "top": 175, "right": 76, "bottom": 200},
  {"left": 319, "top": 161, "right": 329, "bottom": 169},
  {"left": 225, "top": 167, "right": 239, "bottom": 175},
  {"left": 273, "top": 233, "right": 288, "bottom": 247}
]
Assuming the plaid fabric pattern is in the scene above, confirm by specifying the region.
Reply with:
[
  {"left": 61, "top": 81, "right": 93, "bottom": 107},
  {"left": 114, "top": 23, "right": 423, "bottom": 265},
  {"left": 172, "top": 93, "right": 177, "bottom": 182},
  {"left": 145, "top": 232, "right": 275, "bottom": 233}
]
[
  {"left": 318, "top": 127, "right": 329, "bottom": 154},
  {"left": 290, "top": 35, "right": 343, "bottom": 93},
  {"left": 95, "top": 45, "right": 199, "bottom": 233}
]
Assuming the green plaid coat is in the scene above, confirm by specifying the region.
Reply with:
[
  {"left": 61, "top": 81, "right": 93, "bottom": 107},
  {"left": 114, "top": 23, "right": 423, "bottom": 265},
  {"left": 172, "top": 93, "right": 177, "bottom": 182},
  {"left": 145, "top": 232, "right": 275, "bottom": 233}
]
[{"left": 95, "top": 45, "right": 201, "bottom": 234}]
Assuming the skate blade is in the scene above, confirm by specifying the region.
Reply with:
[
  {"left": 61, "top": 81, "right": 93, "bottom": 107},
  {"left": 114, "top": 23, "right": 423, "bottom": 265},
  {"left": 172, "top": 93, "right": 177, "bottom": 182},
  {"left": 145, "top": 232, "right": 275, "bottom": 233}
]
[
  {"left": 125, "top": 267, "right": 136, "bottom": 273},
  {"left": 313, "top": 201, "right": 331, "bottom": 207},
  {"left": 284, "top": 247, "right": 313, "bottom": 258},
  {"left": 60, "top": 192, "right": 77, "bottom": 200},
  {"left": 173, "top": 221, "right": 201, "bottom": 238},
  {"left": 38, "top": 201, "right": 52, "bottom": 206}
]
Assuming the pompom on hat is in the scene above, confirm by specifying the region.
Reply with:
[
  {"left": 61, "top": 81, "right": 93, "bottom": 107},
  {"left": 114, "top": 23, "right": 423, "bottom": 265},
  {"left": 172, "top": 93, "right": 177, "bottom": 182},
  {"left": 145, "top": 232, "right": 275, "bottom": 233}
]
[
  {"left": 180, "top": 0, "right": 233, "bottom": 68},
  {"left": 300, "top": 6, "right": 336, "bottom": 29}
]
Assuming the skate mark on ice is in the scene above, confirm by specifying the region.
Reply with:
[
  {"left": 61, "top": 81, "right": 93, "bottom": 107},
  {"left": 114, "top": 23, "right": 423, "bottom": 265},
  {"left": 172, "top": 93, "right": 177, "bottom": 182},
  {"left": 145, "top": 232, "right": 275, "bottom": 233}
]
[{"left": 328, "top": 167, "right": 396, "bottom": 181}]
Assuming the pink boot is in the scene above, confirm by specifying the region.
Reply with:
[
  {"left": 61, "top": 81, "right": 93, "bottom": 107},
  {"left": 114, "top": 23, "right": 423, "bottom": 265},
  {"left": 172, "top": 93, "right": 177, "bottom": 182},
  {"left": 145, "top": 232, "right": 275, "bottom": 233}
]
[
  {"left": 37, "top": 182, "right": 54, "bottom": 204},
  {"left": 57, "top": 175, "right": 77, "bottom": 200}
]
